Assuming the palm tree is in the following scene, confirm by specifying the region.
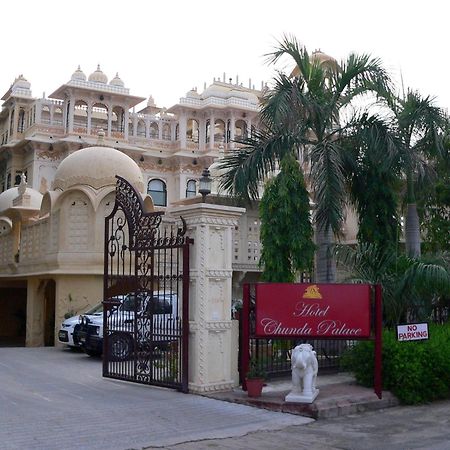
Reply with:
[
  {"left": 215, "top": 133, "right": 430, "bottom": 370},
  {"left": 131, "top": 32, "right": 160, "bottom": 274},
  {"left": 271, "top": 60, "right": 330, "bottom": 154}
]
[
  {"left": 379, "top": 89, "right": 447, "bottom": 258},
  {"left": 335, "top": 243, "right": 450, "bottom": 327},
  {"left": 219, "top": 35, "right": 391, "bottom": 282}
]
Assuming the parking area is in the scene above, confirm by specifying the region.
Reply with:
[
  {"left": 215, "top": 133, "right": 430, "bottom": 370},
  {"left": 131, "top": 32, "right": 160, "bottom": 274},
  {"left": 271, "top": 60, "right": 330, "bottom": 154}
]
[{"left": 0, "top": 347, "right": 312, "bottom": 450}]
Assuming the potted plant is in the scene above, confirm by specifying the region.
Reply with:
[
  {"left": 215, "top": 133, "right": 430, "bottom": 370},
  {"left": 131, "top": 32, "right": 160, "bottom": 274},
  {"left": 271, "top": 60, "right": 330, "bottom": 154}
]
[{"left": 245, "top": 359, "right": 266, "bottom": 397}]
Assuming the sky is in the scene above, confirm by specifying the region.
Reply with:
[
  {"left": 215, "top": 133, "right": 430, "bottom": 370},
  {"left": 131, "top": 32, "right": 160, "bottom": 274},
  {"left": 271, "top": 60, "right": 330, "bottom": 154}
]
[{"left": 1, "top": 0, "right": 448, "bottom": 111}]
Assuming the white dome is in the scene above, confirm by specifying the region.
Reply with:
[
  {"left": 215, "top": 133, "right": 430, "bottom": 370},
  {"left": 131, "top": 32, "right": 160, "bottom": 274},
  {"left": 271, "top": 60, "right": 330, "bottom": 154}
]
[
  {"left": 0, "top": 186, "right": 43, "bottom": 213},
  {"left": 311, "top": 50, "right": 337, "bottom": 67},
  {"left": 88, "top": 65, "right": 108, "bottom": 84},
  {"left": 71, "top": 65, "right": 87, "bottom": 81},
  {"left": 229, "top": 89, "right": 259, "bottom": 104},
  {"left": 201, "top": 83, "right": 232, "bottom": 99},
  {"left": 186, "top": 88, "right": 200, "bottom": 99},
  {"left": 53, "top": 146, "right": 144, "bottom": 193},
  {"left": 110, "top": 72, "right": 124, "bottom": 87},
  {"left": 13, "top": 75, "right": 31, "bottom": 90}
]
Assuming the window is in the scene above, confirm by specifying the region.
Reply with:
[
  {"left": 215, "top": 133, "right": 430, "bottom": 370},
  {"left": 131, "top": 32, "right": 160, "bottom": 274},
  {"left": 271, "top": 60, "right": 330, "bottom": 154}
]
[
  {"left": 147, "top": 179, "right": 167, "bottom": 206},
  {"left": 186, "top": 179, "right": 196, "bottom": 198}
]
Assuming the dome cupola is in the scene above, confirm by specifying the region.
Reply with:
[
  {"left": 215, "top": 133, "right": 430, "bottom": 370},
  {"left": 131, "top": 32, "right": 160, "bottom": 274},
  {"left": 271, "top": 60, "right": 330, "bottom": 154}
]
[
  {"left": 88, "top": 65, "right": 108, "bottom": 84},
  {"left": 110, "top": 72, "right": 124, "bottom": 87},
  {"left": 53, "top": 145, "right": 144, "bottom": 193},
  {"left": 71, "top": 65, "right": 87, "bottom": 81}
]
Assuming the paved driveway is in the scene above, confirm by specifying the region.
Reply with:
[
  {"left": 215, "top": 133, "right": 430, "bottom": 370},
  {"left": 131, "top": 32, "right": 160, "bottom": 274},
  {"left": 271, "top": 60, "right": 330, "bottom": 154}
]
[{"left": 0, "top": 348, "right": 312, "bottom": 450}]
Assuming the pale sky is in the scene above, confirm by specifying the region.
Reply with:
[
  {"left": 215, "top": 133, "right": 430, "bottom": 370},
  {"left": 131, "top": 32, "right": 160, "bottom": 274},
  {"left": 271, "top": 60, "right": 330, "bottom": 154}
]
[{"left": 1, "top": 0, "right": 448, "bottom": 111}]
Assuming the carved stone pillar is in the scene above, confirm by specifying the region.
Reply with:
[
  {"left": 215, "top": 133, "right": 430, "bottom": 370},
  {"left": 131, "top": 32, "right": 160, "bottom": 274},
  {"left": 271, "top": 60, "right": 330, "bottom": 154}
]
[
  {"left": 26, "top": 278, "right": 45, "bottom": 347},
  {"left": 123, "top": 109, "right": 129, "bottom": 139},
  {"left": 169, "top": 203, "right": 245, "bottom": 393}
]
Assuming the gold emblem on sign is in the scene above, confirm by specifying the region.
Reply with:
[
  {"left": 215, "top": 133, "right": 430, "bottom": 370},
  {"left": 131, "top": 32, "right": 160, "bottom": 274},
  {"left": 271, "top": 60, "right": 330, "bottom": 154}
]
[{"left": 303, "top": 284, "right": 322, "bottom": 299}]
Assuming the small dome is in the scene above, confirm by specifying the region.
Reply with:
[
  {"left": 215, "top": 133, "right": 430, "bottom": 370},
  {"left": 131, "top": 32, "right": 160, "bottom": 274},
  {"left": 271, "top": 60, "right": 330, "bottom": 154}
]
[
  {"left": 13, "top": 74, "right": 31, "bottom": 90},
  {"left": 311, "top": 50, "right": 337, "bottom": 66},
  {"left": 53, "top": 146, "right": 144, "bottom": 193},
  {"left": 186, "top": 88, "right": 200, "bottom": 99},
  {"left": 71, "top": 65, "right": 86, "bottom": 81},
  {"left": 88, "top": 65, "right": 108, "bottom": 84},
  {"left": 110, "top": 72, "right": 124, "bottom": 87},
  {"left": 0, "top": 186, "right": 43, "bottom": 214},
  {"left": 147, "top": 95, "right": 156, "bottom": 106}
]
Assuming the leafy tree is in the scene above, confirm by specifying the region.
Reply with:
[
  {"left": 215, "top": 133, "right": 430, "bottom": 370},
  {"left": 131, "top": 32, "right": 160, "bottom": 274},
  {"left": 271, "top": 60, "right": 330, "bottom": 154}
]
[
  {"left": 342, "top": 114, "right": 402, "bottom": 249},
  {"left": 259, "top": 153, "right": 316, "bottom": 282},
  {"left": 219, "top": 35, "right": 390, "bottom": 282}
]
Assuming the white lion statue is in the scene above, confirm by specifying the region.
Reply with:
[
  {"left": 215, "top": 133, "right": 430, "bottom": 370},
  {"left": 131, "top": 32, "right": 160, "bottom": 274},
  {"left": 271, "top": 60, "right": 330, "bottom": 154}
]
[{"left": 286, "top": 343, "right": 319, "bottom": 403}]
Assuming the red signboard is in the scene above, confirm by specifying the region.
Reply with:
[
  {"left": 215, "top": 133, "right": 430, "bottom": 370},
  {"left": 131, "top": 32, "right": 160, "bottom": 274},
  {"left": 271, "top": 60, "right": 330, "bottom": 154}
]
[{"left": 255, "top": 283, "right": 371, "bottom": 338}]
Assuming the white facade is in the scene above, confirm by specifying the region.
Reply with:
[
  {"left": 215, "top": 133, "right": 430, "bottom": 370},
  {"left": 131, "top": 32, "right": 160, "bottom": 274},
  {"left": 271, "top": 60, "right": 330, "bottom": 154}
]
[{"left": 0, "top": 67, "right": 264, "bottom": 348}]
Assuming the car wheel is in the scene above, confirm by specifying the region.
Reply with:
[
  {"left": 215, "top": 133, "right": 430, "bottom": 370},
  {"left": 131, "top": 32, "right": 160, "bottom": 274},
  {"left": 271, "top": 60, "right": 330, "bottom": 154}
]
[{"left": 109, "top": 334, "right": 133, "bottom": 361}]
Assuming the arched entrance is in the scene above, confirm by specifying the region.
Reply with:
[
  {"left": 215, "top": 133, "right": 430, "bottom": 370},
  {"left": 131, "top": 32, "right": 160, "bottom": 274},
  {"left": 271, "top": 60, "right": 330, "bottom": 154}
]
[{"left": 0, "top": 282, "right": 27, "bottom": 346}]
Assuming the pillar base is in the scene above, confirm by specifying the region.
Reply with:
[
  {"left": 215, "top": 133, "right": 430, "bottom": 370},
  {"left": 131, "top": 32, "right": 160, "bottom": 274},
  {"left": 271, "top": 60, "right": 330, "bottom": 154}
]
[{"left": 285, "top": 389, "right": 319, "bottom": 404}]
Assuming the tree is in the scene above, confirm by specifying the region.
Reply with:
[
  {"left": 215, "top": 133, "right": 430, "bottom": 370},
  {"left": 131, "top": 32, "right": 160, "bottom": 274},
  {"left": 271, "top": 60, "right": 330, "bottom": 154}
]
[
  {"left": 259, "top": 153, "right": 316, "bottom": 282},
  {"left": 219, "top": 35, "right": 390, "bottom": 282},
  {"left": 342, "top": 114, "right": 402, "bottom": 250},
  {"left": 379, "top": 89, "right": 447, "bottom": 258},
  {"left": 336, "top": 243, "right": 450, "bottom": 327},
  {"left": 419, "top": 141, "right": 450, "bottom": 253}
]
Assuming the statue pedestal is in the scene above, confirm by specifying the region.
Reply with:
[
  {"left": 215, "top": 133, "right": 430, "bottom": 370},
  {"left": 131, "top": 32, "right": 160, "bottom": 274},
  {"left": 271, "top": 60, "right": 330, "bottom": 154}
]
[{"left": 285, "top": 389, "right": 319, "bottom": 404}]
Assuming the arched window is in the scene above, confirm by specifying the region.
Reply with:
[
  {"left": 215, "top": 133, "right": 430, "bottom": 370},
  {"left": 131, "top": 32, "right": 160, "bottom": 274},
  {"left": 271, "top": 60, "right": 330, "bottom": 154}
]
[
  {"left": 149, "top": 122, "right": 159, "bottom": 139},
  {"left": 147, "top": 179, "right": 167, "bottom": 206},
  {"left": 186, "top": 179, "right": 196, "bottom": 198}
]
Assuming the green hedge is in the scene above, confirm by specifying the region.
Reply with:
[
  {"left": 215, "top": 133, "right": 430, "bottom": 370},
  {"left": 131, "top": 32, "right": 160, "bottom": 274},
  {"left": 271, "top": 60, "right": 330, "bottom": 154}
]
[{"left": 341, "top": 323, "right": 450, "bottom": 404}]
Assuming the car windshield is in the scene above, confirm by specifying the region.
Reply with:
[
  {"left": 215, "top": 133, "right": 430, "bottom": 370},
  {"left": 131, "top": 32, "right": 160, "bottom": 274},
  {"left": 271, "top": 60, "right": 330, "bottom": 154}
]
[
  {"left": 85, "top": 303, "right": 103, "bottom": 315},
  {"left": 121, "top": 293, "right": 145, "bottom": 312}
]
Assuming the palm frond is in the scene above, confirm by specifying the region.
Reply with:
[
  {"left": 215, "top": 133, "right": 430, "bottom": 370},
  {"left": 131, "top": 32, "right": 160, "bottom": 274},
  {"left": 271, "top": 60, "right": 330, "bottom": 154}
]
[
  {"left": 309, "top": 140, "right": 346, "bottom": 234},
  {"left": 217, "top": 129, "right": 295, "bottom": 200}
]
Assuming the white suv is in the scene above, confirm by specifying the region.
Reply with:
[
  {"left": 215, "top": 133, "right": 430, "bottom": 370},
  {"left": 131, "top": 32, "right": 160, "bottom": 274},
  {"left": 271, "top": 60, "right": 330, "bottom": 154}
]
[
  {"left": 58, "top": 303, "right": 103, "bottom": 348},
  {"left": 78, "top": 291, "right": 178, "bottom": 359}
]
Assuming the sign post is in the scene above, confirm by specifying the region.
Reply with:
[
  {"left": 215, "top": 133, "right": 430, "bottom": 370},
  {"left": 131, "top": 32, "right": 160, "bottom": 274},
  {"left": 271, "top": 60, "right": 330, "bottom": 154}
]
[
  {"left": 374, "top": 284, "right": 382, "bottom": 399},
  {"left": 240, "top": 282, "right": 383, "bottom": 399},
  {"left": 396, "top": 322, "right": 429, "bottom": 342}
]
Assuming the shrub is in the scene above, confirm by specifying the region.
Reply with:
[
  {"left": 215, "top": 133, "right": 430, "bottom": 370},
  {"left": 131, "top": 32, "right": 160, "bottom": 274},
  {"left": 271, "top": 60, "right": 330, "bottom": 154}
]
[{"left": 341, "top": 323, "right": 450, "bottom": 404}]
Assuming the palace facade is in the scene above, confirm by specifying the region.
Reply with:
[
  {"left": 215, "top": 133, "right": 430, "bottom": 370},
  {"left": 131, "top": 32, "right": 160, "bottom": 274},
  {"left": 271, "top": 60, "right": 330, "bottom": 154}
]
[{"left": 0, "top": 65, "right": 357, "bottom": 347}]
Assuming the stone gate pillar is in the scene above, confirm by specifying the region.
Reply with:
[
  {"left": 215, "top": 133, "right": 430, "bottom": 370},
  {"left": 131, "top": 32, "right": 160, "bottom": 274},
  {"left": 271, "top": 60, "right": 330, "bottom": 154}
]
[{"left": 170, "top": 202, "right": 245, "bottom": 393}]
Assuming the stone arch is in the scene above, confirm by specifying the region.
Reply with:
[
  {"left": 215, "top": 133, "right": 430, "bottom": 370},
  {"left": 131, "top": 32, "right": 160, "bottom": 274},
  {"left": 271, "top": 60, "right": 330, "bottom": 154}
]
[
  {"left": 214, "top": 119, "right": 226, "bottom": 144},
  {"left": 187, "top": 119, "right": 199, "bottom": 143},
  {"left": 162, "top": 123, "right": 171, "bottom": 140},
  {"left": 112, "top": 106, "right": 125, "bottom": 133},
  {"left": 57, "top": 190, "right": 95, "bottom": 251},
  {"left": 137, "top": 119, "right": 146, "bottom": 137},
  {"left": 74, "top": 100, "right": 88, "bottom": 131},
  {"left": 17, "top": 108, "right": 25, "bottom": 133},
  {"left": 53, "top": 107, "right": 63, "bottom": 126},
  {"left": 235, "top": 119, "right": 247, "bottom": 140},
  {"left": 91, "top": 103, "right": 108, "bottom": 133},
  {"left": 149, "top": 121, "right": 159, "bottom": 139},
  {"left": 41, "top": 105, "right": 51, "bottom": 124}
]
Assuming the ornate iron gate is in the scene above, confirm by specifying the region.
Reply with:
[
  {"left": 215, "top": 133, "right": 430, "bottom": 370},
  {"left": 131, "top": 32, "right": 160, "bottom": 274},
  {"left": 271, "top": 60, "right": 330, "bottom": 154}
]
[{"left": 103, "top": 176, "right": 192, "bottom": 392}]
